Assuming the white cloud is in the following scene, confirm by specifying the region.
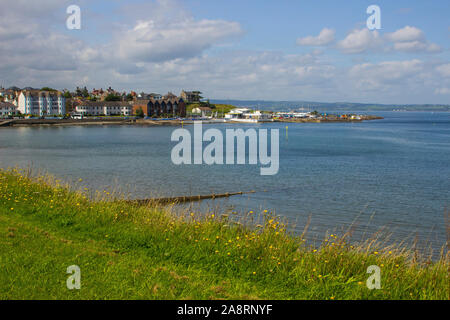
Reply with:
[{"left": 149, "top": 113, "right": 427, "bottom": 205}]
[
  {"left": 336, "top": 29, "right": 384, "bottom": 54},
  {"left": 385, "top": 26, "right": 441, "bottom": 53},
  {"left": 336, "top": 26, "right": 442, "bottom": 54},
  {"left": 434, "top": 88, "right": 450, "bottom": 95},
  {"left": 297, "top": 28, "right": 335, "bottom": 46},
  {"left": 385, "top": 26, "right": 424, "bottom": 42},
  {"left": 348, "top": 59, "right": 425, "bottom": 90},
  {"left": 436, "top": 63, "right": 450, "bottom": 77},
  {"left": 116, "top": 19, "right": 242, "bottom": 63},
  {"left": 0, "top": 0, "right": 448, "bottom": 104}
]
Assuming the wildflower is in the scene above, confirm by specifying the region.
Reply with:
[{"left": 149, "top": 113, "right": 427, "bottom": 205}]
[
  {"left": 252, "top": 272, "right": 256, "bottom": 275},
  {"left": 374, "top": 251, "right": 379, "bottom": 255},
  {"left": 330, "top": 297, "right": 335, "bottom": 300}
]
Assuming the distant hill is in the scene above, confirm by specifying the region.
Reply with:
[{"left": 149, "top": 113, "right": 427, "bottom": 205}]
[{"left": 211, "top": 99, "right": 450, "bottom": 112}]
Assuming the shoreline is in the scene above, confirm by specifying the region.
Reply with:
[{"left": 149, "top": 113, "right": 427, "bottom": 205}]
[
  {"left": 0, "top": 116, "right": 384, "bottom": 128},
  {"left": 1, "top": 168, "right": 448, "bottom": 299}
]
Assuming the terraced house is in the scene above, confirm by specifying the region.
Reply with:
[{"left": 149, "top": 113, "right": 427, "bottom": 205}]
[
  {"left": 17, "top": 90, "right": 65, "bottom": 116},
  {"left": 132, "top": 96, "right": 186, "bottom": 117},
  {"left": 75, "top": 101, "right": 132, "bottom": 116}
]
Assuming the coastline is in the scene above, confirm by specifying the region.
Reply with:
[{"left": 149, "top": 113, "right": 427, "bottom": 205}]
[
  {"left": 0, "top": 116, "right": 384, "bottom": 128},
  {"left": 1, "top": 168, "right": 448, "bottom": 299}
]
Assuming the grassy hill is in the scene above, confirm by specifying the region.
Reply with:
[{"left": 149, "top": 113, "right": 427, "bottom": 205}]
[
  {"left": 0, "top": 168, "right": 448, "bottom": 299},
  {"left": 186, "top": 102, "right": 237, "bottom": 115}
]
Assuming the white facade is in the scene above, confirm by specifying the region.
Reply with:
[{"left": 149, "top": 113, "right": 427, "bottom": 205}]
[
  {"left": 17, "top": 90, "right": 65, "bottom": 116},
  {"left": 76, "top": 102, "right": 132, "bottom": 116},
  {"left": 0, "top": 102, "right": 17, "bottom": 117},
  {"left": 225, "top": 109, "right": 273, "bottom": 122}
]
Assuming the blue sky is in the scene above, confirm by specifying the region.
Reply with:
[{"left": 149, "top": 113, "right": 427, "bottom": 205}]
[{"left": 1, "top": 0, "right": 449, "bottom": 104}]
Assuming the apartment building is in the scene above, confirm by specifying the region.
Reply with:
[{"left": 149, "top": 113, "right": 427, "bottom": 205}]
[{"left": 17, "top": 90, "right": 66, "bottom": 116}]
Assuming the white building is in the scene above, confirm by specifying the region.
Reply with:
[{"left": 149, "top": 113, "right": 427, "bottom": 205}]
[
  {"left": 225, "top": 109, "right": 272, "bottom": 122},
  {"left": 0, "top": 102, "right": 17, "bottom": 117},
  {"left": 17, "top": 90, "right": 65, "bottom": 116},
  {"left": 75, "top": 101, "right": 132, "bottom": 116}
]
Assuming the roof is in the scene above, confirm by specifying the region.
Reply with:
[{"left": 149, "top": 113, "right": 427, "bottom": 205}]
[
  {"left": 21, "top": 90, "right": 63, "bottom": 98},
  {"left": 192, "top": 106, "right": 212, "bottom": 111},
  {"left": 0, "top": 101, "right": 16, "bottom": 109},
  {"left": 78, "top": 101, "right": 131, "bottom": 107},
  {"left": 132, "top": 100, "right": 151, "bottom": 106}
]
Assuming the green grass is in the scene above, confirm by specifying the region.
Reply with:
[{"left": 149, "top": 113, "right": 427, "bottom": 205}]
[
  {"left": 186, "top": 103, "right": 237, "bottom": 115},
  {"left": 0, "top": 168, "right": 448, "bottom": 300}
]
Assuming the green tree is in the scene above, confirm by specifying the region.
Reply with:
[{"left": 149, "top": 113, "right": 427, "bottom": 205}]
[
  {"left": 41, "top": 87, "right": 56, "bottom": 92},
  {"left": 81, "top": 87, "right": 89, "bottom": 98},
  {"left": 104, "top": 94, "right": 121, "bottom": 101},
  {"left": 135, "top": 107, "right": 144, "bottom": 118}
]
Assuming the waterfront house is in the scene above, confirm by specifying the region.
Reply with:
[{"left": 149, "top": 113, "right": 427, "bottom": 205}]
[
  {"left": 0, "top": 101, "right": 17, "bottom": 117},
  {"left": 133, "top": 96, "right": 186, "bottom": 118},
  {"left": 192, "top": 106, "right": 212, "bottom": 117},
  {"left": 17, "top": 90, "right": 66, "bottom": 116},
  {"left": 132, "top": 100, "right": 151, "bottom": 117},
  {"left": 153, "top": 96, "right": 186, "bottom": 117},
  {"left": 75, "top": 101, "right": 132, "bottom": 116}
]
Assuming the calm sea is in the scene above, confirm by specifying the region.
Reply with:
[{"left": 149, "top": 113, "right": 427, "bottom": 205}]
[{"left": 1, "top": 112, "right": 449, "bottom": 252}]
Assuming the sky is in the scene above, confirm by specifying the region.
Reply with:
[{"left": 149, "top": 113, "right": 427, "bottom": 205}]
[{"left": 0, "top": 0, "right": 449, "bottom": 104}]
